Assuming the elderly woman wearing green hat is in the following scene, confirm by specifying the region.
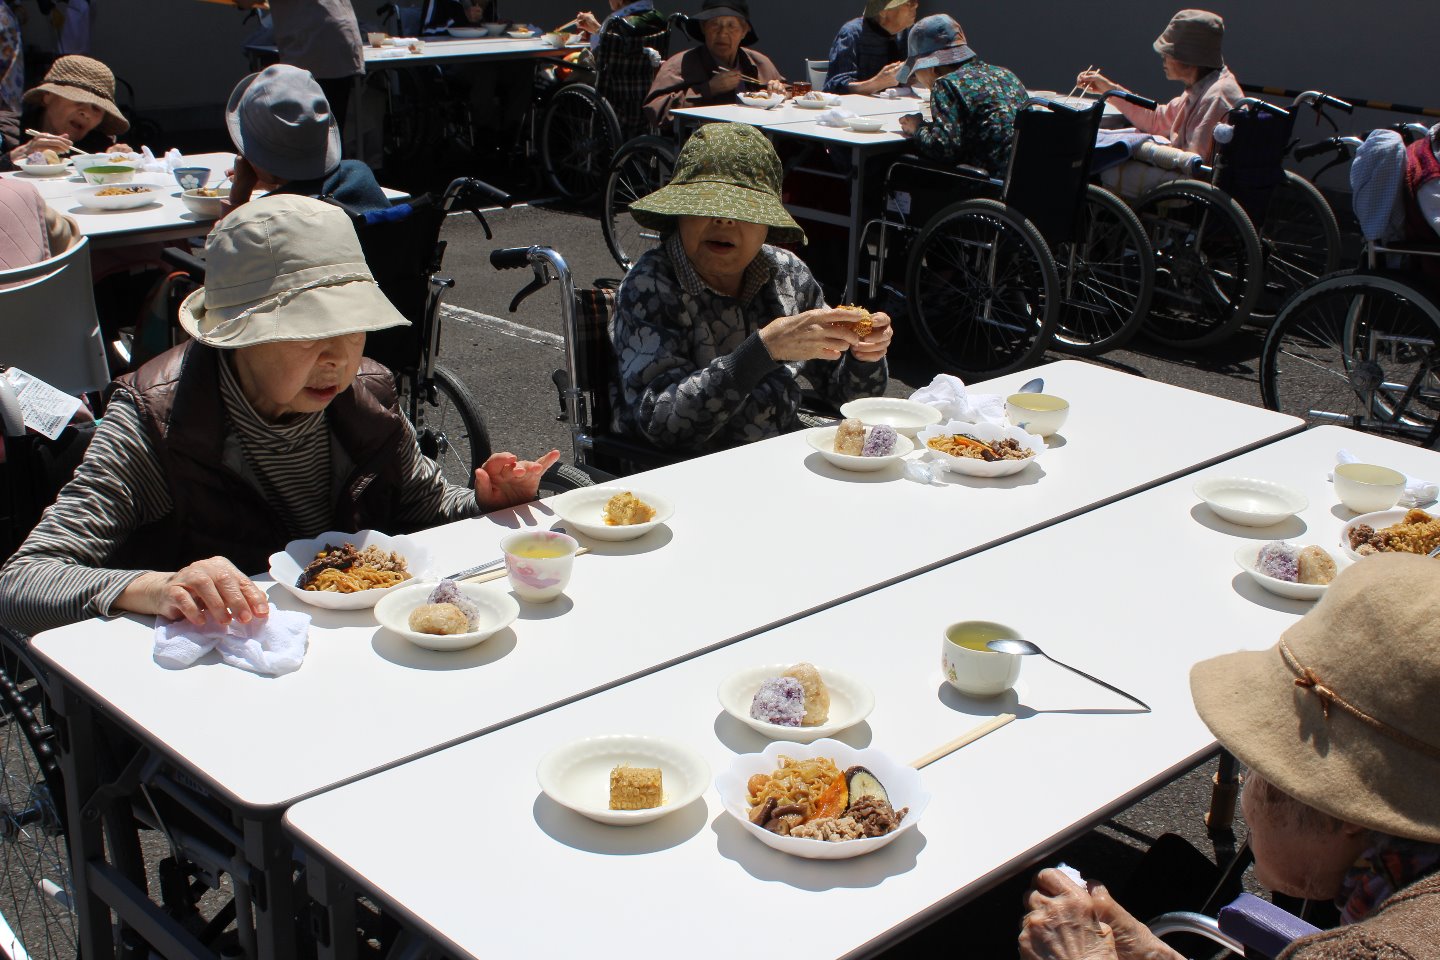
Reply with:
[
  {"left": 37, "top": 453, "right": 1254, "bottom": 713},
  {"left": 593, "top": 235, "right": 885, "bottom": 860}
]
[
  {"left": 1075, "top": 9, "right": 1242, "bottom": 163},
  {"left": 610, "top": 122, "right": 892, "bottom": 453},
  {"left": 823, "top": 0, "right": 918, "bottom": 96},
  {"left": 1017, "top": 553, "right": 1440, "bottom": 960},
  {"left": 0, "top": 195, "right": 558, "bottom": 634}
]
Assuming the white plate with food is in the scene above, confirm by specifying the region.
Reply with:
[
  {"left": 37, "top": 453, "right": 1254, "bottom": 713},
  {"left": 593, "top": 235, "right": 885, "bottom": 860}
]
[
  {"left": 737, "top": 92, "right": 783, "bottom": 109},
  {"left": 537, "top": 734, "right": 709, "bottom": 826},
  {"left": 268, "top": 530, "right": 434, "bottom": 610},
  {"left": 506, "top": 28, "right": 537, "bottom": 38},
  {"left": 548, "top": 486, "right": 674, "bottom": 542},
  {"left": 716, "top": 739, "right": 928, "bottom": 860},
  {"left": 1193, "top": 476, "right": 1308, "bottom": 528},
  {"left": 916, "top": 420, "right": 1043, "bottom": 477},
  {"left": 17, "top": 157, "right": 69, "bottom": 176},
  {"left": 793, "top": 92, "right": 842, "bottom": 109},
  {"left": 1234, "top": 542, "right": 1345, "bottom": 601},
  {"left": 839, "top": 397, "right": 942, "bottom": 438},
  {"left": 373, "top": 579, "right": 519, "bottom": 651},
  {"left": 73, "top": 183, "right": 161, "bottom": 210},
  {"left": 806, "top": 424, "right": 914, "bottom": 472},
  {"left": 718, "top": 663, "right": 874, "bottom": 743},
  {"left": 1340, "top": 507, "right": 1440, "bottom": 562},
  {"left": 447, "top": 25, "right": 489, "bottom": 37},
  {"left": 180, "top": 187, "right": 230, "bottom": 218}
]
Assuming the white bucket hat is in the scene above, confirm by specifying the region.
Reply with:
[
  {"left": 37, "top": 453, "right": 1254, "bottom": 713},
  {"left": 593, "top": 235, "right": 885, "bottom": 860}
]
[{"left": 177, "top": 195, "right": 409, "bottom": 348}]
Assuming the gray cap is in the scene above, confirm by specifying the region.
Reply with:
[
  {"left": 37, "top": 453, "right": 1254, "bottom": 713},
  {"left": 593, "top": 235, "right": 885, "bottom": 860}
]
[
  {"left": 897, "top": 15, "right": 975, "bottom": 85},
  {"left": 1153, "top": 9, "right": 1225, "bottom": 70},
  {"left": 225, "top": 65, "right": 341, "bottom": 182}
]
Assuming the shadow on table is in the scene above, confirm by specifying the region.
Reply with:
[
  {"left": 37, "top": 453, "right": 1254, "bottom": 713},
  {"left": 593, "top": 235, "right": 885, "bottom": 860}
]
[
  {"left": 1229, "top": 571, "right": 1316, "bottom": 615},
  {"left": 1188, "top": 502, "right": 1307, "bottom": 540},
  {"left": 532, "top": 793, "right": 708, "bottom": 854},
  {"left": 711, "top": 711, "right": 873, "bottom": 754},
  {"left": 938, "top": 463, "right": 1046, "bottom": 489},
  {"left": 557, "top": 523, "right": 674, "bottom": 556},
  {"left": 935, "top": 682, "right": 1145, "bottom": 718},
  {"left": 803, "top": 452, "right": 907, "bottom": 484},
  {"left": 516, "top": 595, "right": 573, "bottom": 620},
  {"left": 369, "top": 625, "right": 517, "bottom": 670},
  {"left": 712, "top": 811, "right": 926, "bottom": 890},
  {"left": 486, "top": 502, "right": 559, "bottom": 530}
]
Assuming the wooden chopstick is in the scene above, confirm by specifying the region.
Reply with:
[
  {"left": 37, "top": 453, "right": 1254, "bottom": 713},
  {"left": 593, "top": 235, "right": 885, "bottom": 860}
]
[
  {"left": 1068, "top": 66, "right": 1095, "bottom": 99},
  {"left": 717, "top": 67, "right": 768, "bottom": 86},
  {"left": 553, "top": 17, "right": 578, "bottom": 32},
  {"left": 459, "top": 546, "right": 591, "bottom": 584},
  {"left": 22, "top": 129, "right": 78, "bottom": 154},
  {"left": 909, "top": 713, "right": 1015, "bottom": 769}
]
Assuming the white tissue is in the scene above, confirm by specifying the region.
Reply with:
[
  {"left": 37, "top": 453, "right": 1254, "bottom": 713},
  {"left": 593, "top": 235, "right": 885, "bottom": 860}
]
[
  {"left": 1055, "top": 862, "right": 1086, "bottom": 886},
  {"left": 153, "top": 609, "right": 310, "bottom": 676},
  {"left": 1332, "top": 449, "right": 1438, "bottom": 507},
  {"left": 818, "top": 107, "right": 858, "bottom": 128},
  {"left": 908, "top": 374, "right": 1007, "bottom": 425}
]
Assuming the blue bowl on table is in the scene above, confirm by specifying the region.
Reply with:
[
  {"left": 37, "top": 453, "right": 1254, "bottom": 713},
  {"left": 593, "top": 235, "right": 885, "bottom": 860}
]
[{"left": 173, "top": 167, "right": 211, "bottom": 191}]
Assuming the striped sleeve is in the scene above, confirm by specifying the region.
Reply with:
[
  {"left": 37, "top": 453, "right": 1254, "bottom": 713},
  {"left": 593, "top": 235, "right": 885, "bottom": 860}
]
[
  {"left": 0, "top": 390, "right": 173, "bottom": 635},
  {"left": 393, "top": 418, "right": 482, "bottom": 526}
]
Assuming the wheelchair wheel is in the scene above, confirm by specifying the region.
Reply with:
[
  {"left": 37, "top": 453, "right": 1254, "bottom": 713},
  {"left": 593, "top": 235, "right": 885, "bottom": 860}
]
[
  {"left": 537, "top": 462, "right": 598, "bottom": 496},
  {"left": 1260, "top": 272, "right": 1440, "bottom": 444},
  {"left": 0, "top": 641, "right": 77, "bottom": 960},
  {"left": 371, "top": 67, "right": 443, "bottom": 170},
  {"left": 905, "top": 199, "right": 1059, "bottom": 380},
  {"left": 541, "top": 84, "right": 623, "bottom": 203},
  {"left": 602, "top": 136, "right": 679, "bottom": 270},
  {"left": 1053, "top": 185, "right": 1154, "bottom": 356},
  {"left": 1134, "top": 179, "right": 1263, "bottom": 349},
  {"left": 401, "top": 365, "right": 493, "bottom": 487},
  {"left": 1253, "top": 171, "right": 1342, "bottom": 320}
]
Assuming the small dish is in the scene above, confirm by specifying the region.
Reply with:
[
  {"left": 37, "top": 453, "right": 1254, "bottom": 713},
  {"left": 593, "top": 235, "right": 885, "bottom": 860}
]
[
  {"left": 537, "top": 734, "right": 709, "bottom": 826},
  {"left": 373, "top": 580, "right": 519, "bottom": 650},
  {"left": 1193, "top": 477, "right": 1308, "bottom": 527},
  {"left": 916, "top": 420, "right": 1044, "bottom": 478},
  {"left": 506, "top": 28, "right": 537, "bottom": 38},
  {"left": 715, "top": 739, "right": 930, "bottom": 860},
  {"left": 180, "top": 187, "right": 231, "bottom": 218},
  {"left": 540, "top": 31, "right": 566, "bottom": 47},
  {"left": 805, "top": 424, "right": 914, "bottom": 472},
  {"left": 737, "top": 93, "right": 782, "bottom": 109},
  {"left": 793, "top": 93, "right": 841, "bottom": 109},
  {"left": 1333, "top": 463, "right": 1406, "bottom": 514},
  {"left": 268, "top": 530, "right": 434, "bottom": 610},
  {"left": 75, "top": 164, "right": 138, "bottom": 186},
  {"left": 73, "top": 183, "right": 160, "bottom": 210},
  {"left": 1234, "top": 543, "right": 1345, "bottom": 601},
  {"left": 481, "top": 22, "right": 506, "bottom": 34},
  {"left": 1005, "top": 393, "right": 1069, "bottom": 438},
  {"left": 838, "top": 397, "right": 942, "bottom": 438},
  {"left": 447, "top": 25, "right": 490, "bottom": 37},
  {"left": 717, "top": 664, "right": 874, "bottom": 743},
  {"left": 16, "top": 160, "right": 69, "bottom": 177},
  {"left": 172, "top": 166, "right": 211, "bottom": 191},
  {"left": 1339, "top": 508, "right": 1418, "bottom": 562},
  {"left": 548, "top": 486, "right": 674, "bottom": 542},
  {"left": 845, "top": 117, "right": 885, "bottom": 132}
]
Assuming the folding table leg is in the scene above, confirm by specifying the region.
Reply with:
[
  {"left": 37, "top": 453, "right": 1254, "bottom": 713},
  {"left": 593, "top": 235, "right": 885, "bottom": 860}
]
[
  {"left": 844, "top": 147, "right": 865, "bottom": 305},
  {"left": 307, "top": 855, "right": 359, "bottom": 960},
  {"left": 243, "top": 815, "right": 303, "bottom": 960},
  {"left": 57, "top": 682, "right": 121, "bottom": 960}
]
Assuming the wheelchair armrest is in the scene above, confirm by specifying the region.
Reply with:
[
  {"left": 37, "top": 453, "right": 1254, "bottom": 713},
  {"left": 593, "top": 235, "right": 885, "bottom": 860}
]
[
  {"left": 882, "top": 155, "right": 998, "bottom": 192},
  {"left": 1218, "top": 893, "right": 1322, "bottom": 957}
]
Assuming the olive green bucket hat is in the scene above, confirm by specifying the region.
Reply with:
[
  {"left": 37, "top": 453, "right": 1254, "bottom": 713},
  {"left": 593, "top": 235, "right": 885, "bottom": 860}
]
[{"left": 629, "top": 123, "right": 806, "bottom": 244}]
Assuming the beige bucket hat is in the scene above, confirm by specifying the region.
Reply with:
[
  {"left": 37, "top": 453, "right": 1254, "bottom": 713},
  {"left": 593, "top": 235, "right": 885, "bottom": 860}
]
[
  {"left": 1190, "top": 553, "right": 1440, "bottom": 843},
  {"left": 178, "top": 195, "right": 409, "bottom": 349},
  {"left": 23, "top": 55, "right": 129, "bottom": 137},
  {"left": 1153, "top": 9, "right": 1225, "bottom": 70}
]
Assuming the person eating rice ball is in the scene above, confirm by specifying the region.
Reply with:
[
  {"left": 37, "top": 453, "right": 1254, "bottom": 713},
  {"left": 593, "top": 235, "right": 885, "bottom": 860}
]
[
  {"left": 0, "top": 196, "right": 558, "bottom": 635},
  {"left": 609, "top": 122, "right": 892, "bottom": 454}
]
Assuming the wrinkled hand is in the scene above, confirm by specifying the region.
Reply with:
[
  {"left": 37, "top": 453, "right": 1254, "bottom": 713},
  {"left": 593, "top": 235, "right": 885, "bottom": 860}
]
[
  {"left": 1087, "top": 881, "right": 1184, "bottom": 960},
  {"left": 1076, "top": 70, "right": 1118, "bottom": 95},
  {"left": 848, "top": 311, "right": 892, "bottom": 363},
  {"left": 109, "top": 142, "right": 134, "bottom": 154},
  {"left": 899, "top": 112, "right": 922, "bottom": 135},
  {"left": 760, "top": 308, "right": 862, "bottom": 362},
  {"left": 1019, "top": 869, "right": 1120, "bottom": 960},
  {"left": 709, "top": 68, "right": 742, "bottom": 94},
  {"left": 858, "top": 61, "right": 903, "bottom": 94},
  {"left": 766, "top": 78, "right": 789, "bottom": 95},
  {"left": 576, "top": 11, "right": 602, "bottom": 33},
  {"left": 474, "top": 449, "right": 562, "bottom": 511},
  {"left": 10, "top": 132, "right": 73, "bottom": 164},
  {"left": 120, "top": 557, "right": 270, "bottom": 627}
]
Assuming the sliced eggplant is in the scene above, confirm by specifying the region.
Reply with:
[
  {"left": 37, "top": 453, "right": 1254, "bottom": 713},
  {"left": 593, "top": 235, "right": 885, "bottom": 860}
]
[{"left": 844, "top": 765, "right": 889, "bottom": 806}]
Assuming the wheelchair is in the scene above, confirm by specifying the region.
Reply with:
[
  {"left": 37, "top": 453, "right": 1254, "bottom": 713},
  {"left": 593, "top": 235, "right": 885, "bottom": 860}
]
[
  {"left": 1258, "top": 130, "right": 1440, "bottom": 445},
  {"left": 862, "top": 91, "right": 1157, "bottom": 379},
  {"left": 1127, "top": 92, "right": 1350, "bottom": 348}
]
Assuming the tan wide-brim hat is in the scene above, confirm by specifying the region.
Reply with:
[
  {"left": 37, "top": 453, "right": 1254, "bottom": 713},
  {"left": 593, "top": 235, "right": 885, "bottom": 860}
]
[
  {"left": 178, "top": 195, "right": 409, "bottom": 349},
  {"left": 23, "top": 55, "right": 130, "bottom": 137},
  {"left": 1153, "top": 9, "right": 1225, "bottom": 70},
  {"left": 1191, "top": 552, "right": 1440, "bottom": 843}
]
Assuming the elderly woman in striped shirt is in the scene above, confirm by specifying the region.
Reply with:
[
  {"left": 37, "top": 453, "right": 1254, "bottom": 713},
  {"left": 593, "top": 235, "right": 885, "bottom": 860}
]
[{"left": 0, "top": 196, "right": 558, "bottom": 635}]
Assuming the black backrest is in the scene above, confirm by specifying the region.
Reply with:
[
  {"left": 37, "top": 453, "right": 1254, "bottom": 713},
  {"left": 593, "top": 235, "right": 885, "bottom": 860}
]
[
  {"left": 595, "top": 16, "right": 671, "bottom": 139},
  {"left": 1213, "top": 99, "right": 1295, "bottom": 224},
  {"left": 1003, "top": 98, "right": 1104, "bottom": 248},
  {"left": 571, "top": 286, "right": 619, "bottom": 432}
]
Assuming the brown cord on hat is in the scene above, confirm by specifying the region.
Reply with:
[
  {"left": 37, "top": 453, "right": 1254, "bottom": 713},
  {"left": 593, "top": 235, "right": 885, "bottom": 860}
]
[{"left": 1280, "top": 639, "right": 1440, "bottom": 762}]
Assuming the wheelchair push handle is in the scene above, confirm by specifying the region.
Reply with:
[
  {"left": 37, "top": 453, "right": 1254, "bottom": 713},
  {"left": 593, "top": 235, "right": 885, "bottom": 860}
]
[
  {"left": 490, "top": 247, "right": 534, "bottom": 271},
  {"left": 1294, "top": 90, "right": 1354, "bottom": 114}
]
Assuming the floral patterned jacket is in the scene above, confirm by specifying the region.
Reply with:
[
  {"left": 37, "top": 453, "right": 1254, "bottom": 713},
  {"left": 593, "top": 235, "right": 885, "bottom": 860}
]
[
  {"left": 609, "top": 233, "right": 887, "bottom": 452},
  {"left": 912, "top": 57, "right": 1028, "bottom": 173}
]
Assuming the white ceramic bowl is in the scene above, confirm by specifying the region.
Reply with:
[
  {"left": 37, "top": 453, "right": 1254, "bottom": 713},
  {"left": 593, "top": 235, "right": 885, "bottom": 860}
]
[
  {"left": 1339, "top": 508, "right": 1419, "bottom": 562},
  {"left": 540, "top": 31, "right": 566, "bottom": 47},
  {"left": 16, "top": 160, "right": 69, "bottom": 177},
  {"left": 506, "top": 28, "right": 536, "bottom": 38},
  {"left": 916, "top": 420, "right": 1044, "bottom": 478},
  {"left": 372, "top": 580, "right": 519, "bottom": 651},
  {"left": 481, "top": 22, "right": 506, "bottom": 34},
  {"left": 71, "top": 152, "right": 133, "bottom": 173},
  {"left": 793, "top": 93, "right": 841, "bottom": 109},
  {"left": 1234, "top": 543, "right": 1346, "bottom": 601},
  {"left": 738, "top": 93, "right": 782, "bottom": 109},
  {"left": 805, "top": 424, "right": 914, "bottom": 472},
  {"left": 76, "top": 164, "right": 139, "bottom": 187},
  {"left": 1193, "top": 477, "right": 1308, "bottom": 527},
  {"left": 180, "top": 187, "right": 230, "bottom": 219},
  {"left": 447, "top": 25, "right": 489, "bottom": 37},
  {"left": 548, "top": 486, "right": 674, "bottom": 542},
  {"left": 716, "top": 739, "right": 930, "bottom": 860},
  {"left": 846, "top": 117, "right": 885, "bottom": 132},
  {"left": 73, "top": 183, "right": 161, "bottom": 210},
  {"left": 268, "top": 530, "right": 434, "bottom": 610},
  {"left": 537, "top": 735, "right": 709, "bottom": 826},
  {"left": 838, "top": 397, "right": 942, "bottom": 438},
  {"left": 1333, "top": 463, "right": 1406, "bottom": 514},
  {"left": 1004, "top": 393, "right": 1069, "bottom": 438},
  {"left": 717, "top": 664, "right": 875, "bottom": 743}
]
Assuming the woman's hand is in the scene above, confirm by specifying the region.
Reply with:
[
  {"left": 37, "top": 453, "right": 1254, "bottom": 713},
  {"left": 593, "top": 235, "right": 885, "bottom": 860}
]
[
  {"left": 760, "top": 308, "right": 861, "bottom": 362},
  {"left": 1018, "top": 869, "right": 1119, "bottom": 960},
  {"left": 9, "top": 132, "right": 73, "bottom": 164},
  {"left": 474, "top": 450, "right": 562, "bottom": 511},
  {"left": 708, "top": 68, "right": 742, "bottom": 95},
  {"left": 1075, "top": 69, "right": 1118, "bottom": 95},
  {"left": 109, "top": 142, "right": 134, "bottom": 154},
  {"left": 854, "top": 61, "right": 903, "bottom": 95},
  {"left": 576, "top": 11, "right": 602, "bottom": 34},
  {"left": 767, "top": 78, "right": 789, "bottom": 95},
  {"left": 117, "top": 558, "right": 270, "bottom": 627},
  {"left": 899, "top": 112, "right": 923, "bottom": 135},
  {"left": 849, "top": 311, "right": 893, "bottom": 363}
]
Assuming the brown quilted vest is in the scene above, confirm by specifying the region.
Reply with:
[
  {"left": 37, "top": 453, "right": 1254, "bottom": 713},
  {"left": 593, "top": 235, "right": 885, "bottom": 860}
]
[{"left": 112, "top": 342, "right": 412, "bottom": 576}]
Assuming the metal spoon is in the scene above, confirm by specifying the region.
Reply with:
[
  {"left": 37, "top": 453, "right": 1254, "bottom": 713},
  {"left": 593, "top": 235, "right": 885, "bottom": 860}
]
[
  {"left": 1017, "top": 377, "right": 1044, "bottom": 394},
  {"left": 986, "top": 637, "right": 1150, "bottom": 711}
]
